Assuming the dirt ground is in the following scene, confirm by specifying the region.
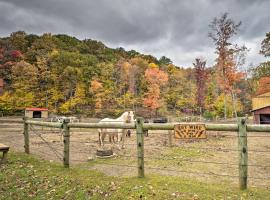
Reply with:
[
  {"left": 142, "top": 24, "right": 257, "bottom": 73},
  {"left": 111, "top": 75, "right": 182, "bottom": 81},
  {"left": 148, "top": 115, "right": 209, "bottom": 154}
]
[{"left": 0, "top": 118, "right": 270, "bottom": 190}]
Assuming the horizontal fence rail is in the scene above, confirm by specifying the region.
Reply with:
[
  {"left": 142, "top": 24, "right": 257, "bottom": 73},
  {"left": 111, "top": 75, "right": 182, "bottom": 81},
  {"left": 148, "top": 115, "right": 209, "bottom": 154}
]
[
  {"left": 21, "top": 117, "right": 270, "bottom": 190},
  {"left": 26, "top": 120, "right": 62, "bottom": 128},
  {"left": 143, "top": 123, "right": 239, "bottom": 131},
  {"left": 68, "top": 122, "right": 135, "bottom": 129},
  {"left": 0, "top": 118, "right": 23, "bottom": 124},
  {"left": 247, "top": 124, "right": 270, "bottom": 132},
  {"left": 67, "top": 122, "right": 270, "bottom": 133}
]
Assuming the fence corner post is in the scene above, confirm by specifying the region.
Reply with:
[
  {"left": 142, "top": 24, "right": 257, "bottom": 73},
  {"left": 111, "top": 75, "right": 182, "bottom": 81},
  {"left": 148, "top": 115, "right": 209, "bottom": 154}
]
[
  {"left": 23, "top": 117, "right": 29, "bottom": 154},
  {"left": 63, "top": 119, "right": 70, "bottom": 168},
  {"left": 136, "top": 117, "right": 144, "bottom": 178},
  {"left": 237, "top": 117, "right": 248, "bottom": 190}
]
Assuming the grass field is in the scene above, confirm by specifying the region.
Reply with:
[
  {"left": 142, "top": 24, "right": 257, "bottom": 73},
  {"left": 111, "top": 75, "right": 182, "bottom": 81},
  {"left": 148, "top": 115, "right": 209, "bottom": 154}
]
[{"left": 1, "top": 152, "right": 270, "bottom": 200}]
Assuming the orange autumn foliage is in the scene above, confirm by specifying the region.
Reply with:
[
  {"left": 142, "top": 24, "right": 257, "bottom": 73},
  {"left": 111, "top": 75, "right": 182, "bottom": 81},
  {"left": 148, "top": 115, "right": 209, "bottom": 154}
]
[
  {"left": 144, "top": 64, "right": 168, "bottom": 85},
  {"left": 143, "top": 85, "right": 160, "bottom": 110},
  {"left": 256, "top": 77, "right": 270, "bottom": 95},
  {"left": 90, "top": 79, "right": 103, "bottom": 92},
  {"left": 217, "top": 54, "right": 245, "bottom": 94},
  {"left": 90, "top": 80, "right": 103, "bottom": 111},
  {"left": 143, "top": 64, "right": 168, "bottom": 111}
]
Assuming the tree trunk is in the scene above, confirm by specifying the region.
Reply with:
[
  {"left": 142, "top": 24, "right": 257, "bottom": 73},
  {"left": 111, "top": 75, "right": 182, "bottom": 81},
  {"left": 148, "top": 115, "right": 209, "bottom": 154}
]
[
  {"left": 224, "top": 93, "right": 227, "bottom": 120},
  {"left": 199, "top": 107, "right": 202, "bottom": 121},
  {"left": 231, "top": 91, "right": 238, "bottom": 118}
]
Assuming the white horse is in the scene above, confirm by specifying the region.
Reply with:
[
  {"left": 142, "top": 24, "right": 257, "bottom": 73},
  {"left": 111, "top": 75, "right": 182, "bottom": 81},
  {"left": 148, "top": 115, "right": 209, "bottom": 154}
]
[
  {"left": 55, "top": 116, "right": 79, "bottom": 123},
  {"left": 98, "top": 111, "right": 135, "bottom": 149}
]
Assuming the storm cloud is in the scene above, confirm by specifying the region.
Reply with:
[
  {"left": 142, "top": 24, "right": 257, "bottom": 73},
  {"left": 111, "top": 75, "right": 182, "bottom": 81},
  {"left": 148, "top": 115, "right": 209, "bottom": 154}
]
[{"left": 0, "top": 0, "right": 269, "bottom": 67}]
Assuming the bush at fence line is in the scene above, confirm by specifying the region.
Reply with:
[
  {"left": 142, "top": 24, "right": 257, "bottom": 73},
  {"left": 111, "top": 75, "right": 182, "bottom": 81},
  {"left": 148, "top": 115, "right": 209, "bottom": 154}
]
[{"left": 203, "top": 110, "right": 215, "bottom": 120}]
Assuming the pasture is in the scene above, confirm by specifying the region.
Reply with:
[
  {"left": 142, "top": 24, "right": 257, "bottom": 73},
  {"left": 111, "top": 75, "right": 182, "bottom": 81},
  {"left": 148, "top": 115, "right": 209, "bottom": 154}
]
[{"left": 0, "top": 117, "right": 270, "bottom": 199}]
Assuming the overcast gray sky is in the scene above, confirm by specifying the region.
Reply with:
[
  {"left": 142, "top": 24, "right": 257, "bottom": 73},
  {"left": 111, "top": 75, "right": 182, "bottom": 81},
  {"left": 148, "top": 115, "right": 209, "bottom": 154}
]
[{"left": 0, "top": 0, "right": 269, "bottom": 67}]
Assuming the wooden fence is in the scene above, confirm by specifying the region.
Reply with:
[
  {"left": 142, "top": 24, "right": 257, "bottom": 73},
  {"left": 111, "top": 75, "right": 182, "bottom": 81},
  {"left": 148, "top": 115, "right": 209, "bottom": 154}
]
[{"left": 22, "top": 117, "right": 270, "bottom": 190}]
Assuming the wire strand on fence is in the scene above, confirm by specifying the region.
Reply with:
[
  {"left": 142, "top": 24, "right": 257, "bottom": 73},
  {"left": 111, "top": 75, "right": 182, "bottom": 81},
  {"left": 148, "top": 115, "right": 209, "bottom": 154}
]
[
  {"left": 145, "top": 165, "right": 238, "bottom": 178},
  {"left": 70, "top": 159, "right": 89, "bottom": 163},
  {"left": 107, "top": 154, "right": 270, "bottom": 168},
  {"left": 247, "top": 135, "right": 270, "bottom": 138},
  {"left": 82, "top": 162, "right": 238, "bottom": 178},
  {"left": 30, "top": 148, "right": 62, "bottom": 161},
  {"left": 31, "top": 143, "right": 64, "bottom": 152},
  {"left": 248, "top": 176, "right": 270, "bottom": 180},
  {"left": 249, "top": 184, "right": 270, "bottom": 189},
  {"left": 143, "top": 145, "right": 270, "bottom": 153},
  {"left": 29, "top": 125, "right": 63, "bottom": 161},
  {"left": 64, "top": 156, "right": 270, "bottom": 181},
  {"left": 86, "top": 162, "right": 138, "bottom": 168},
  {"left": 65, "top": 151, "right": 270, "bottom": 169},
  {"left": 70, "top": 140, "right": 99, "bottom": 144},
  {"left": 70, "top": 150, "right": 92, "bottom": 154}
]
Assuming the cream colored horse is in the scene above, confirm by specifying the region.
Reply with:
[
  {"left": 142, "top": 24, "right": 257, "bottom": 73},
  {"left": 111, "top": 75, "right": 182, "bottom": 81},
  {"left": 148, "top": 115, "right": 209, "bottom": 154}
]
[{"left": 98, "top": 111, "right": 135, "bottom": 149}]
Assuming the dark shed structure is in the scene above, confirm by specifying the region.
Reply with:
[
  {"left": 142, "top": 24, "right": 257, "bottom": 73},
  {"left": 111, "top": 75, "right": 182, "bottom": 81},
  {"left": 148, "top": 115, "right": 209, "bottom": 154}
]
[
  {"left": 251, "top": 91, "right": 270, "bottom": 124},
  {"left": 252, "top": 106, "right": 270, "bottom": 124},
  {"left": 25, "top": 108, "right": 49, "bottom": 119}
]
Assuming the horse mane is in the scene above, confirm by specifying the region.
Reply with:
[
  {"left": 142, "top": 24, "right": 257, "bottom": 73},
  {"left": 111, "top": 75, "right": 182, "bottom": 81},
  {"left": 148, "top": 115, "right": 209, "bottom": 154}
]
[
  {"left": 99, "top": 111, "right": 134, "bottom": 123},
  {"left": 118, "top": 111, "right": 128, "bottom": 120}
]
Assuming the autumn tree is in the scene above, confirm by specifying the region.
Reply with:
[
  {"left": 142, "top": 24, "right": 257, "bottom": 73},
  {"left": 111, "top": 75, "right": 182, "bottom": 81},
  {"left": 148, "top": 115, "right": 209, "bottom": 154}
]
[
  {"left": 0, "top": 46, "right": 23, "bottom": 88},
  {"left": 252, "top": 61, "right": 270, "bottom": 79},
  {"left": 60, "top": 82, "right": 86, "bottom": 114},
  {"left": 10, "top": 31, "right": 28, "bottom": 52},
  {"left": 92, "top": 62, "right": 120, "bottom": 115},
  {"left": 143, "top": 63, "right": 168, "bottom": 116},
  {"left": 89, "top": 79, "right": 104, "bottom": 114},
  {"left": 159, "top": 56, "right": 172, "bottom": 66},
  {"left": 252, "top": 32, "right": 270, "bottom": 84},
  {"left": 209, "top": 13, "right": 246, "bottom": 118},
  {"left": 247, "top": 31, "right": 270, "bottom": 99},
  {"left": 193, "top": 58, "right": 208, "bottom": 113},
  {"left": 256, "top": 77, "right": 270, "bottom": 95},
  {"left": 260, "top": 32, "right": 270, "bottom": 57},
  {"left": 115, "top": 60, "right": 137, "bottom": 110},
  {"left": 8, "top": 61, "right": 37, "bottom": 110},
  {"left": 159, "top": 56, "right": 172, "bottom": 71},
  {"left": 115, "top": 57, "right": 149, "bottom": 114},
  {"left": 26, "top": 33, "right": 56, "bottom": 62}
]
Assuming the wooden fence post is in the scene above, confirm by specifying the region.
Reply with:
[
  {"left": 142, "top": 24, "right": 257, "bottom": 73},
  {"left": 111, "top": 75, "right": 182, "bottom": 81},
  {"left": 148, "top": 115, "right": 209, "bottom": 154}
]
[
  {"left": 63, "top": 119, "right": 70, "bottom": 168},
  {"left": 168, "top": 130, "right": 173, "bottom": 147},
  {"left": 238, "top": 117, "right": 248, "bottom": 190},
  {"left": 23, "top": 117, "right": 29, "bottom": 154},
  {"left": 136, "top": 117, "right": 144, "bottom": 178},
  {"left": 168, "top": 118, "right": 173, "bottom": 147}
]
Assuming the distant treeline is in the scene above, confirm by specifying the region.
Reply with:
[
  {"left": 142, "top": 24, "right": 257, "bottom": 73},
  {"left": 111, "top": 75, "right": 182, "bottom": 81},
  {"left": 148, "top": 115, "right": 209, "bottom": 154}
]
[{"left": 0, "top": 29, "right": 269, "bottom": 118}]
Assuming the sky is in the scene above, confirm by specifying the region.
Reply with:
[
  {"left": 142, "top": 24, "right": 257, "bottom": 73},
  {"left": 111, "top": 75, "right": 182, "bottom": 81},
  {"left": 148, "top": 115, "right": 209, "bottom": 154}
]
[{"left": 0, "top": 0, "right": 269, "bottom": 67}]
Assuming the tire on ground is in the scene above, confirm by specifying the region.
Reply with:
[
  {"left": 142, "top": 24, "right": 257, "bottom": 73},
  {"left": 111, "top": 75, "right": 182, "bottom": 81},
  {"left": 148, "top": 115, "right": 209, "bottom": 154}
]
[{"left": 96, "top": 149, "right": 113, "bottom": 157}]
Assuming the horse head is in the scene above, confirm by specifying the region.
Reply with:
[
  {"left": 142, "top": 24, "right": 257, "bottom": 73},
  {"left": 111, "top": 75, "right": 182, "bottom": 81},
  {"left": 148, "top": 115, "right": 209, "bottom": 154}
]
[{"left": 126, "top": 111, "right": 135, "bottom": 123}]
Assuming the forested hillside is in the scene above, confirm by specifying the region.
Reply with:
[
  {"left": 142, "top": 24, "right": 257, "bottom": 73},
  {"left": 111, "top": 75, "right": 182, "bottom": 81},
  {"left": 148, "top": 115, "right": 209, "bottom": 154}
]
[{"left": 0, "top": 29, "right": 269, "bottom": 118}]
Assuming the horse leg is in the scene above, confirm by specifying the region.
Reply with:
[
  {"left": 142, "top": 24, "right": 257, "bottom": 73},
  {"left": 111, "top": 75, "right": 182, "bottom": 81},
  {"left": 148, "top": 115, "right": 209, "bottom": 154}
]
[
  {"left": 98, "top": 132, "right": 101, "bottom": 146},
  {"left": 98, "top": 130, "right": 105, "bottom": 147},
  {"left": 109, "top": 135, "right": 112, "bottom": 143},
  {"left": 126, "top": 130, "right": 131, "bottom": 137},
  {"left": 111, "top": 135, "right": 115, "bottom": 143},
  {"left": 120, "top": 130, "right": 126, "bottom": 149},
  {"left": 101, "top": 132, "right": 106, "bottom": 147},
  {"left": 144, "top": 130, "right": 148, "bottom": 137},
  {"left": 114, "top": 134, "right": 118, "bottom": 143}
]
